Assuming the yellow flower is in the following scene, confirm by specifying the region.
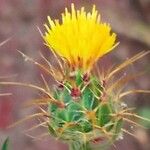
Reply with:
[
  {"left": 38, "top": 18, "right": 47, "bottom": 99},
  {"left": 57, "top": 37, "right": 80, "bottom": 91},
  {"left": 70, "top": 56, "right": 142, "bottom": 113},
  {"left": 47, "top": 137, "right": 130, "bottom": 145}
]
[{"left": 44, "top": 3, "right": 117, "bottom": 72}]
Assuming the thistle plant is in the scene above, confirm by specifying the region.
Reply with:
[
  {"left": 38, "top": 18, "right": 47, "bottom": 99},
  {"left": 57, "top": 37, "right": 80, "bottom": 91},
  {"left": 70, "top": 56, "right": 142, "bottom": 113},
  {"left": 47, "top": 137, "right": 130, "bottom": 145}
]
[{"left": 1, "top": 3, "right": 150, "bottom": 150}]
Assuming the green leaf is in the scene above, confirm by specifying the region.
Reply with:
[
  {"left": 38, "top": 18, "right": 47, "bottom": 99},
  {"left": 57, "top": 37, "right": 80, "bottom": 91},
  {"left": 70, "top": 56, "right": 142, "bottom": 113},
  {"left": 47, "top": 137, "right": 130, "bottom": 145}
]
[
  {"left": 75, "top": 70, "right": 83, "bottom": 86},
  {"left": 62, "top": 88, "right": 72, "bottom": 103},
  {"left": 97, "top": 103, "right": 112, "bottom": 126},
  {"left": 91, "top": 76, "right": 102, "bottom": 97},
  {"left": 56, "top": 109, "right": 68, "bottom": 122},
  {"left": 1, "top": 138, "right": 9, "bottom": 150},
  {"left": 67, "top": 102, "right": 83, "bottom": 122},
  {"left": 49, "top": 104, "right": 58, "bottom": 113},
  {"left": 82, "top": 88, "right": 93, "bottom": 110},
  {"left": 80, "top": 120, "right": 93, "bottom": 133}
]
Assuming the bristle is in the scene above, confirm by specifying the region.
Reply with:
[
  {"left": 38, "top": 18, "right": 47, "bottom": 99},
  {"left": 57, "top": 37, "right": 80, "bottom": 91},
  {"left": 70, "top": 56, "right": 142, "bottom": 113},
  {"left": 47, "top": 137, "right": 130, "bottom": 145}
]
[
  {"left": 41, "top": 74, "right": 50, "bottom": 92},
  {"left": 0, "top": 81, "right": 65, "bottom": 108},
  {"left": 23, "top": 122, "right": 47, "bottom": 133},
  {"left": 121, "top": 129, "right": 137, "bottom": 139},
  {"left": 107, "top": 51, "right": 150, "bottom": 79},
  {"left": 18, "top": 51, "right": 54, "bottom": 77},
  {"left": 119, "top": 90, "right": 150, "bottom": 98},
  {"left": 123, "top": 113, "right": 150, "bottom": 122},
  {"left": 107, "top": 72, "right": 144, "bottom": 93},
  {"left": 0, "top": 37, "right": 12, "bottom": 47},
  {"left": 0, "top": 93, "right": 12, "bottom": 96},
  {"left": 8, "top": 113, "right": 46, "bottom": 128},
  {"left": 122, "top": 118, "right": 144, "bottom": 128}
]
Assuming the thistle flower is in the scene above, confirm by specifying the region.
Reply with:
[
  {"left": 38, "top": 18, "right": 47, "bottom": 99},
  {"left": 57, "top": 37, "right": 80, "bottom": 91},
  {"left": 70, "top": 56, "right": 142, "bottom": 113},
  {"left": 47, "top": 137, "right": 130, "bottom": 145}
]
[
  {"left": 44, "top": 4, "right": 117, "bottom": 72},
  {"left": 0, "top": 3, "right": 150, "bottom": 150}
]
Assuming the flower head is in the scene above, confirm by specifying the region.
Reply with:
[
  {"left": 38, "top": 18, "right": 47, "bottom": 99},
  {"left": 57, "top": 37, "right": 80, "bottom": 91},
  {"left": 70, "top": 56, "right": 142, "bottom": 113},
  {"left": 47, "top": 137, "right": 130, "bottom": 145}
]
[{"left": 44, "top": 4, "right": 117, "bottom": 72}]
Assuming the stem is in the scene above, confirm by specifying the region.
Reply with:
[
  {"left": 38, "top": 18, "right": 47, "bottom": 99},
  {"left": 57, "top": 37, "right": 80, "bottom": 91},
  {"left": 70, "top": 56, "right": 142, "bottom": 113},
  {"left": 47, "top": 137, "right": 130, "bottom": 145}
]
[
  {"left": 68, "top": 141, "right": 111, "bottom": 150},
  {"left": 69, "top": 142, "right": 92, "bottom": 150}
]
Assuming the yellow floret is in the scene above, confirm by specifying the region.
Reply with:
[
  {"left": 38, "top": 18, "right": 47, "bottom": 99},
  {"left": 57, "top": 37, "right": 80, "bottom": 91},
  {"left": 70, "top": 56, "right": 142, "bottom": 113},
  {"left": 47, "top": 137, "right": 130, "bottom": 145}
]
[{"left": 44, "top": 3, "right": 117, "bottom": 72}]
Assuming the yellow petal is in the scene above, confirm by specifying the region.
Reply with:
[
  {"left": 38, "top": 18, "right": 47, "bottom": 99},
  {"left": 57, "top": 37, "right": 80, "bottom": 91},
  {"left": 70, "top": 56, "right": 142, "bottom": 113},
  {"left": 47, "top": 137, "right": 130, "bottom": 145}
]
[{"left": 44, "top": 3, "right": 117, "bottom": 72}]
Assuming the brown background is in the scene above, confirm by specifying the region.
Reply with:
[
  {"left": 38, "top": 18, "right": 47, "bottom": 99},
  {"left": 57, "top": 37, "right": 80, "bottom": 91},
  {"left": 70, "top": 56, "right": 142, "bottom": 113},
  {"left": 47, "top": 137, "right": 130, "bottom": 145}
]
[{"left": 0, "top": 0, "right": 150, "bottom": 150}]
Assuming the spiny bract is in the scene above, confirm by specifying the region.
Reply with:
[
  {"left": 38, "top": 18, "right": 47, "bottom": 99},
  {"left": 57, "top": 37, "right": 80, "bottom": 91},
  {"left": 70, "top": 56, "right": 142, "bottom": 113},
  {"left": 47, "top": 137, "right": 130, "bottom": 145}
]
[{"left": 48, "top": 70, "right": 124, "bottom": 149}]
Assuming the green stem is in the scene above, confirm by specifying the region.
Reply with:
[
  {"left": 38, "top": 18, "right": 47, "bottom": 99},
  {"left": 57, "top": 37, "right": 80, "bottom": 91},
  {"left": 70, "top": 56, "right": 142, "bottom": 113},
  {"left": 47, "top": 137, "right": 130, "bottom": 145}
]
[
  {"left": 69, "top": 142, "right": 92, "bottom": 150},
  {"left": 68, "top": 141, "right": 111, "bottom": 150}
]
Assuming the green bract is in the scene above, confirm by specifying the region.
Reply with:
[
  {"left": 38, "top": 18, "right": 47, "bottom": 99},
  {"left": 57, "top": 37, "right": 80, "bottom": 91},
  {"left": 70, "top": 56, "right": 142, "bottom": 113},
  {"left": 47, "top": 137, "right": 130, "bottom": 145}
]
[{"left": 47, "top": 70, "right": 123, "bottom": 150}]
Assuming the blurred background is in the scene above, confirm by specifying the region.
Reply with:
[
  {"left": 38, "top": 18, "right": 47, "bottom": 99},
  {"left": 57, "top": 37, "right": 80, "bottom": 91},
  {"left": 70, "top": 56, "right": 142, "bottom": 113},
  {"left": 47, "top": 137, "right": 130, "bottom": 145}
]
[{"left": 0, "top": 0, "right": 150, "bottom": 150}]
